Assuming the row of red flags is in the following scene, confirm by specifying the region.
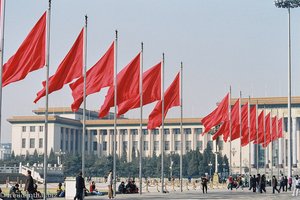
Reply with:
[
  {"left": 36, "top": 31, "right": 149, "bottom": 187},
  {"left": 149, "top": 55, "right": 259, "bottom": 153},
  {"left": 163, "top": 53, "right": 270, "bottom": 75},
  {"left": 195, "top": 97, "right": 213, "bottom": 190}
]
[
  {"left": 201, "top": 93, "right": 284, "bottom": 148},
  {"left": 3, "top": 12, "right": 181, "bottom": 129}
]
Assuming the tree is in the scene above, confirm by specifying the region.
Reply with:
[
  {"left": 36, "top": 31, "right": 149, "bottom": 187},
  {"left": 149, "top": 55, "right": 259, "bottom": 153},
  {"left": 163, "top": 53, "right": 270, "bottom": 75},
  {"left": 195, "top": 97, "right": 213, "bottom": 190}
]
[{"left": 48, "top": 148, "right": 56, "bottom": 165}]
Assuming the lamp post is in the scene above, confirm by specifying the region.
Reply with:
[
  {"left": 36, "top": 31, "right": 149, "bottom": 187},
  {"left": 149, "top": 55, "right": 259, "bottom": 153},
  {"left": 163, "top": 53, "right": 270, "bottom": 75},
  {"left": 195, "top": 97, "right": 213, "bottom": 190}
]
[
  {"left": 274, "top": 0, "right": 300, "bottom": 178},
  {"left": 208, "top": 161, "right": 213, "bottom": 179}
]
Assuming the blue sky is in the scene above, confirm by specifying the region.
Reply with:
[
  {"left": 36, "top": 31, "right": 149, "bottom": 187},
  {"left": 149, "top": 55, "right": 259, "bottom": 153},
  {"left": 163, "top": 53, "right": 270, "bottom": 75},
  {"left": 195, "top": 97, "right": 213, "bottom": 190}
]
[{"left": 3, "top": 0, "right": 300, "bottom": 142}]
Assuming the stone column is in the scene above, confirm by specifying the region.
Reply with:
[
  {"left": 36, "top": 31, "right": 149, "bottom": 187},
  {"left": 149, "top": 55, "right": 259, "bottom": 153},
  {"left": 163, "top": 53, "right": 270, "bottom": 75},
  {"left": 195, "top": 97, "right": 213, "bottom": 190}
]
[
  {"left": 250, "top": 143, "right": 255, "bottom": 167},
  {"left": 128, "top": 129, "right": 132, "bottom": 162},
  {"left": 149, "top": 129, "right": 153, "bottom": 157},
  {"left": 170, "top": 129, "right": 174, "bottom": 152},
  {"left": 192, "top": 128, "right": 196, "bottom": 150},
  {"left": 97, "top": 129, "right": 101, "bottom": 157},
  {"left": 292, "top": 117, "right": 297, "bottom": 168},
  {"left": 117, "top": 129, "right": 121, "bottom": 157}
]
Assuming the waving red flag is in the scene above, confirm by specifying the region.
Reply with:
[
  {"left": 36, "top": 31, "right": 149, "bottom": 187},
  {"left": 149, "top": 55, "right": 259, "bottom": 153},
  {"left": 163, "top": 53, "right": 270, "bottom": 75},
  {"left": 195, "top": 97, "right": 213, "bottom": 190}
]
[
  {"left": 249, "top": 106, "right": 257, "bottom": 141},
  {"left": 271, "top": 116, "right": 278, "bottom": 141},
  {"left": 34, "top": 28, "right": 83, "bottom": 103},
  {"left": 201, "top": 93, "right": 229, "bottom": 134},
  {"left": 228, "top": 100, "right": 241, "bottom": 142},
  {"left": 98, "top": 53, "right": 140, "bottom": 118},
  {"left": 254, "top": 111, "right": 265, "bottom": 144},
  {"left": 3, "top": 12, "right": 46, "bottom": 87},
  {"left": 262, "top": 113, "right": 271, "bottom": 147},
  {"left": 278, "top": 118, "right": 283, "bottom": 138},
  {"left": 147, "top": 72, "right": 180, "bottom": 130},
  {"left": 70, "top": 42, "right": 114, "bottom": 111},
  {"left": 241, "top": 103, "right": 249, "bottom": 146},
  {"left": 117, "top": 62, "right": 161, "bottom": 116}
]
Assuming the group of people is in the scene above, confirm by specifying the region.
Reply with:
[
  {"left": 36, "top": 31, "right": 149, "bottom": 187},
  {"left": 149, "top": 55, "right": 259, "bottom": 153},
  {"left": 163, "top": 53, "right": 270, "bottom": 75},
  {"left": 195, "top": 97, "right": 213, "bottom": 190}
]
[
  {"left": 227, "top": 175, "right": 246, "bottom": 190},
  {"left": 118, "top": 180, "right": 139, "bottom": 194}
]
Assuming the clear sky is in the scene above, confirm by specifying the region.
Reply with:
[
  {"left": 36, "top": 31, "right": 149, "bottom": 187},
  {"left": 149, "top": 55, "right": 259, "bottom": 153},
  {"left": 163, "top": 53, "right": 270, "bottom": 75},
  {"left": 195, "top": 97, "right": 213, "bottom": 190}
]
[{"left": 2, "top": 0, "right": 300, "bottom": 142}]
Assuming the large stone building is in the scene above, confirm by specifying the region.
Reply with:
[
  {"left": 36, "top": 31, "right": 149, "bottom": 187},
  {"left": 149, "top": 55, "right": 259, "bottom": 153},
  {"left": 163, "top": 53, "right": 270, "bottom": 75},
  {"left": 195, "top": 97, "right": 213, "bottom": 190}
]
[{"left": 8, "top": 97, "right": 300, "bottom": 174}]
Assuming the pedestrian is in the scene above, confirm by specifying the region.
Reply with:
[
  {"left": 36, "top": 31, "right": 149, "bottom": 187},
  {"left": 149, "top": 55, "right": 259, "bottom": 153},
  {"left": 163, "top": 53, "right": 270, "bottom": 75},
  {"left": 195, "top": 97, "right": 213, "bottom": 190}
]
[
  {"left": 201, "top": 176, "right": 208, "bottom": 194},
  {"left": 278, "top": 174, "right": 285, "bottom": 192},
  {"left": 284, "top": 176, "right": 288, "bottom": 192},
  {"left": 256, "top": 174, "right": 261, "bottom": 192},
  {"left": 293, "top": 175, "right": 300, "bottom": 197},
  {"left": 288, "top": 176, "right": 292, "bottom": 191},
  {"left": 107, "top": 170, "right": 113, "bottom": 199},
  {"left": 272, "top": 176, "right": 280, "bottom": 194},
  {"left": 249, "top": 175, "right": 253, "bottom": 191},
  {"left": 259, "top": 174, "right": 266, "bottom": 193},
  {"left": 74, "top": 171, "right": 85, "bottom": 200},
  {"left": 228, "top": 176, "right": 233, "bottom": 190},
  {"left": 24, "top": 170, "right": 34, "bottom": 200}
]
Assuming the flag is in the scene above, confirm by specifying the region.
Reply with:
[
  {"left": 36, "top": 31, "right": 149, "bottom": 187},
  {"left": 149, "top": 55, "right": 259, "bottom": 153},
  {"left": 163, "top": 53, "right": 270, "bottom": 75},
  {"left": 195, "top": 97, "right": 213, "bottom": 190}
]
[
  {"left": 117, "top": 62, "right": 161, "bottom": 116},
  {"left": 34, "top": 28, "right": 84, "bottom": 103},
  {"left": 98, "top": 53, "right": 140, "bottom": 118},
  {"left": 262, "top": 113, "right": 271, "bottom": 147},
  {"left": 3, "top": 12, "right": 46, "bottom": 87},
  {"left": 249, "top": 106, "right": 257, "bottom": 141},
  {"left": 254, "top": 111, "right": 265, "bottom": 144},
  {"left": 241, "top": 103, "right": 249, "bottom": 146},
  {"left": 70, "top": 42, "right": 114, "bottom": 111},
  {"left": 147, "top": 72, "right": 180, "bottom": 130},
  {"left": 271, "top": 116, "right": 278, "bottom": 141},
  {"left": 228, "top": 100, "right": 241, "bottom": 142},
  {"left": 278, "top": 118, "right": 283, "bottom": 138},
  {"left": 201, "top": 93, "right": 229, "bottom": 134}
]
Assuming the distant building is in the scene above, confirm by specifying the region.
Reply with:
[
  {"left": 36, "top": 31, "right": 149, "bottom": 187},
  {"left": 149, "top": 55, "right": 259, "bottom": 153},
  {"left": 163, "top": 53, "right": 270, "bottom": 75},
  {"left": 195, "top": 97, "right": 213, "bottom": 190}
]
[{"left": 0, "top": 143, "right": 11, "bottom": 160}]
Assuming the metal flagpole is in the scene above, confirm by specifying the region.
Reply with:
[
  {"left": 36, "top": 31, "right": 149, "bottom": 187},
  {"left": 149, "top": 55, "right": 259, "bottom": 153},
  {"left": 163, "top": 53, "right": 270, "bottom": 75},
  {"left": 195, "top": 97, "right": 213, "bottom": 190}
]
[
  {"left": 161, "top": 53, "right": 165, "bottom": 193},
  {"left": 229, "top": 86, "right": 232, "bottom": 175},
  {"left": 277, "top": 110, "right": 280, "bottom": 178},
  {"left": 248, "top": 96, "right": 251, "bottom": 175},
  {"left": 256, "top": 102, "right": 259, "bottom": 175},
  {"left": 82, "top": 15, "right": 88, "bottom": 178},
  {"left": 264, "top": 105, "right": 266, "bottom": 175},
  {"left": 0, "top": 0, "right": 5, "bottom": 148},
  {"left": 113, "top": 30, "right": 118, "bottom": 197},
  {"left": 180, "top": 62, "right": 183, "bottom": 192},
  {"left": 139, "top": 42, "right": 143, "bottom": 195},
  {"left": 239, "top": 91, "right": 242, "bottom": 175},
  {"left": 270, "top": 109, "right": 273, "bottom": 178},
  {"left": 44, "top": 1, "right": 51, "bottom": 199}
]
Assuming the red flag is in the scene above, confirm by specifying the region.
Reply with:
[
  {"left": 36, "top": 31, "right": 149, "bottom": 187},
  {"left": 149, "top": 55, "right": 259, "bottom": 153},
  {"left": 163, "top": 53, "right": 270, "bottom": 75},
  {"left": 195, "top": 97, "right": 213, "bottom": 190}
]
[
  {"left": 228, "top": 100, "right": 241, "bottom": 142},
  {"left": 262, "top": 113, "right": 271, "bottom": 147},
  {"left": 34, "top": 28, "right": 84, "bottom": 103},
  {"left": 201, "top": 93, "right": 229, "bottom": 134},
  {"left": 3, "top": 12, "right": 46, "bottom": 87},
  {"left": 147, "top": 73, "right": 180, "bottom": 130},
  {"left": 98, "top": 53, "right": 140, "bottom": 118},
  {"left": 69, "top": 42, "right": 114, "bottom": 111},
  {"left": 278, "top": 118, "right": 283, "bottom": 138},
  {"left": 241, "top": 103, "right": 249, "bottom": 146},
  {"left": 249, "top": 106, "right": 257, "bottom": 141},
  {"left": 271, "top": 116, "right": 278, "bottom": 141},
  {"left": 212, "top": 99, "right": 239, "bottom": 142},
  {"left": 117, "top": 62, "right": 161, "bottom": 116},
  {"left": 254, "top": 111, "right": 265, "bottom": 144}
]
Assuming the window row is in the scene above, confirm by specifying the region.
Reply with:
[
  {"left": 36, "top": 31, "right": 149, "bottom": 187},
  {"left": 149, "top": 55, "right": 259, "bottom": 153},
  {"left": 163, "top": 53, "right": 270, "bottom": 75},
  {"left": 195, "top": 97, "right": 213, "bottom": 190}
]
[
  {"left": 22, "top": 126, "right": 44, "bottom": 132},
  {"left": 21, "top": 138, "right": 43, "bottom": 149}
]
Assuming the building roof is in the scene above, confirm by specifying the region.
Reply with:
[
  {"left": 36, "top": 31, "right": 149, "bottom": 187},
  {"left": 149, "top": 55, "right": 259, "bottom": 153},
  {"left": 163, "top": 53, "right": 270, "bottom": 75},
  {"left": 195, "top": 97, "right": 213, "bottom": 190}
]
[
  {"left": 7, "top": 116, "right": 82, "bottom": 127},
  {"left": 230, "top": 96, "right": 300, "bottom": 107},
  {"left": 33, "top": 107, "right": 100, "bottom": 118}
]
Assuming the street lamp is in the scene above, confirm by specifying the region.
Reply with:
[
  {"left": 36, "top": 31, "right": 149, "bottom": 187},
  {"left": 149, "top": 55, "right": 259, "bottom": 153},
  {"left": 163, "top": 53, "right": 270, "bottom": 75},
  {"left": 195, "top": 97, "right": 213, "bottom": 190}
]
[
  {"left": 208, "top": 161, "right": 213, "bottom": 178},
  {"left": 274, "top": 0, "right": 300, "bottom": 178}
]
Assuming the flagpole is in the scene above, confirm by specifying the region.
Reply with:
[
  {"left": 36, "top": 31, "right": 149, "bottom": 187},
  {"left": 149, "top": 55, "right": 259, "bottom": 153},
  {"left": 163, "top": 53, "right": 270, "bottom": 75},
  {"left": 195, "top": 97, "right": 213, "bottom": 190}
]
[
  {"left": 0, "top": 0, "right": 5, "bottom": 148},
  {"left": 264, "top": 105, "right": 266, "bottom": 175},
  {"left": 113, "top": 30, "right": 118, "bottom": 197},
  {"left": 44, "top": 1, "right": 51, "bottom": 199},
  {"left": 277, "top": 110, "right": 280, "bottom": 179},
  {"left": 161, "top": 53, "right": 165, "bottom": 193},
  {"left": 139, "top": 42, "right": 143, "bottom": 195},
  {"left": 82, "top": 15, "right": 87, "bottom": 180},
  {"left": 229, "top": 86, "right": 232, "bottom": 175},
  {"left": 180, "top": 62, "right": 183, "bottom": 192},
  {"left": 270, "top": 109, "right": 273, "bottom": 178},
  {"left": 239, "top": 91, "right": 242, "bottom": 175},
  {"left": 256, "top": 101, "right": 259, "bottom": 175},
  {"left": 248, "top": 96, "right": 251, "bottom": 175}
]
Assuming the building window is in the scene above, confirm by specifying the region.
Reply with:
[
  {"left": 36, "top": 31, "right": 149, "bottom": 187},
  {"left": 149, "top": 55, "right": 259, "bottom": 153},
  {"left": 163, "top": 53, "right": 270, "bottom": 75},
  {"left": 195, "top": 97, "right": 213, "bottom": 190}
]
[
  {"left": 113, "top": 142, "right": 118, "bottom": 151},
  {"left": 30, "top": 126, "right": 35, "bottom": 132},
  {"left": 165, "top": 141, "right": 170, "bottom": 150},
  {"left": 103, "top": 142, "right": 107, "bottom": 151},
  {"left": 22, "top": 126, "right": 26, "bottom": 132},
  {"left": 131, "top": 129, "right": 138, "bottom": 135},
  {"left": 197, "top": 141, "right": 203, "bottom": 151},
  {"left": 143, "top": 129, "right": 148, "bottom": 135},
  {"left": 61, "top": 127, "right": 64, "bottom": 134},
  {"left": 133, "top": 141, "right": 138, "bottom": 150},
  {"left": 164, "top": 129, "right": 170, "bottom": 134},
  {"left": 30, "top": 139, "right": 35, "bottom": 148},
  {"left": 22, "top": 138, "right": 26, "bottom": 148},
  {"left": 60, "top": 132, "right": 64, "bottom": 150},
  {"left": 39, "top": 126, "right": 44, "bottom": 132},
  {"left": 101, "top": 130, "right": 107, "bottom": 135},
  {"left": 91, "top": 130, "right": 97, "bottom": 136},
  {"left": 109, "top": 130, "right": 114, "bottom": 135},
  {"left": 186, "top": 141, "right": 191, "bottom": 151},
  {"left": 175, "top": 141, "right": 181, "bottom": 151},
  {"left": 195, "top": 128, "right": 202, "bottom": 134},
  {"left": 173, "top": 128, "right": 180, "bottom": 134},
  {"left": 93, "top": 141, "right": 97, "bottom": 151},
  {"left": 154, "top": 141, "right": 159, "bottom": 151},
  {"left": 184, "top": 128, "right": 191, "bottom": 134},
  {"left": 123, "top": 141, "right": 128, "bottom": 151},
  {"left": 152, "top": 129, "right": 159, "bottom": 135},
  {"left": 218, "top": 141, "right": 224, "bottom": 151},
  {"left": 120, "top": 129, "right": 127, "bottom": 135},
  {"left": 143, "top": 141, "right": 149, "bottom": 151},
  {"left": 39, "top": 138, "right": 43, "bottom": 148}
]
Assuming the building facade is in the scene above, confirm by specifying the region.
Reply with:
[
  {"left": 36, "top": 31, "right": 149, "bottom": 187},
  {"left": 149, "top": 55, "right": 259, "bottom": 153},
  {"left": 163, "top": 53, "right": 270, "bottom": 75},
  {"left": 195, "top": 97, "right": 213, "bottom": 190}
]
[{"left": 8, "top": 97, "right": 300, "bottom": 174}]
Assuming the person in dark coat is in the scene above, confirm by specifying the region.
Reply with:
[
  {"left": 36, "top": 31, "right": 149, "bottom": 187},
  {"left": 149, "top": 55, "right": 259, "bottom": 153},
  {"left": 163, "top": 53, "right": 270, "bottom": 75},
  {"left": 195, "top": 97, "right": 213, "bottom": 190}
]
[
  {"left": 272, "top": 176, "right": 280, "bottom": 194},
  {"left": 25, "top": 170, "right": 35, "bottom": 200},
  {"left": 74, "top": 171, "right": 85, "bottom": 200},
  {"left": 284, "top": 176, "right": 288, "bottom": 192}
]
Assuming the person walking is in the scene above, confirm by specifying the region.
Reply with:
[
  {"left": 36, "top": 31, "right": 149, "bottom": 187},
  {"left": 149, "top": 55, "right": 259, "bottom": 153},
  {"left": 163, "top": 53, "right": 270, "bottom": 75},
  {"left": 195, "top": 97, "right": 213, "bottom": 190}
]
[
  {"left": 201, "top": 176, "right": 208, "bottom": 194},
  {"left": 284, "top": 176, "right": 288, "bottom": 192},
  {"left": 288, "top": 176, "right": 293, "bottom": 191},
  {"left": 24, "top": 170, "right": 34, "bottom": 200},
  {"left": 292, "top": 175, "right": 300, "bottom": 197},
  {"left": 259, "top": 174, "right": 266, "bottom": 193},
  {"left": 272, "top": 176, "right": 280, "bottom": 194},
  {"left": 249, "top": 175, "right": 253, "bottom": 191},
  {"left": 278, "top": 174, "right": 284, "bottom": 192},
  {"left": 107, "top": 170, "right": 113, "bottom": 199},
  {"left": 74, "top": 171, "right": 85, "bottom": 200}
]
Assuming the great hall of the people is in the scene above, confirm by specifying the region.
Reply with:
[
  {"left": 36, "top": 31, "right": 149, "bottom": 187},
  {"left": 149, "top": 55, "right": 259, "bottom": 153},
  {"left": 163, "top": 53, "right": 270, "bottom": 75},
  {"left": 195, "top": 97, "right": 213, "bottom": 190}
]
[{"left": 8, "top": 97, "right": 300, "bottom": 174}]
